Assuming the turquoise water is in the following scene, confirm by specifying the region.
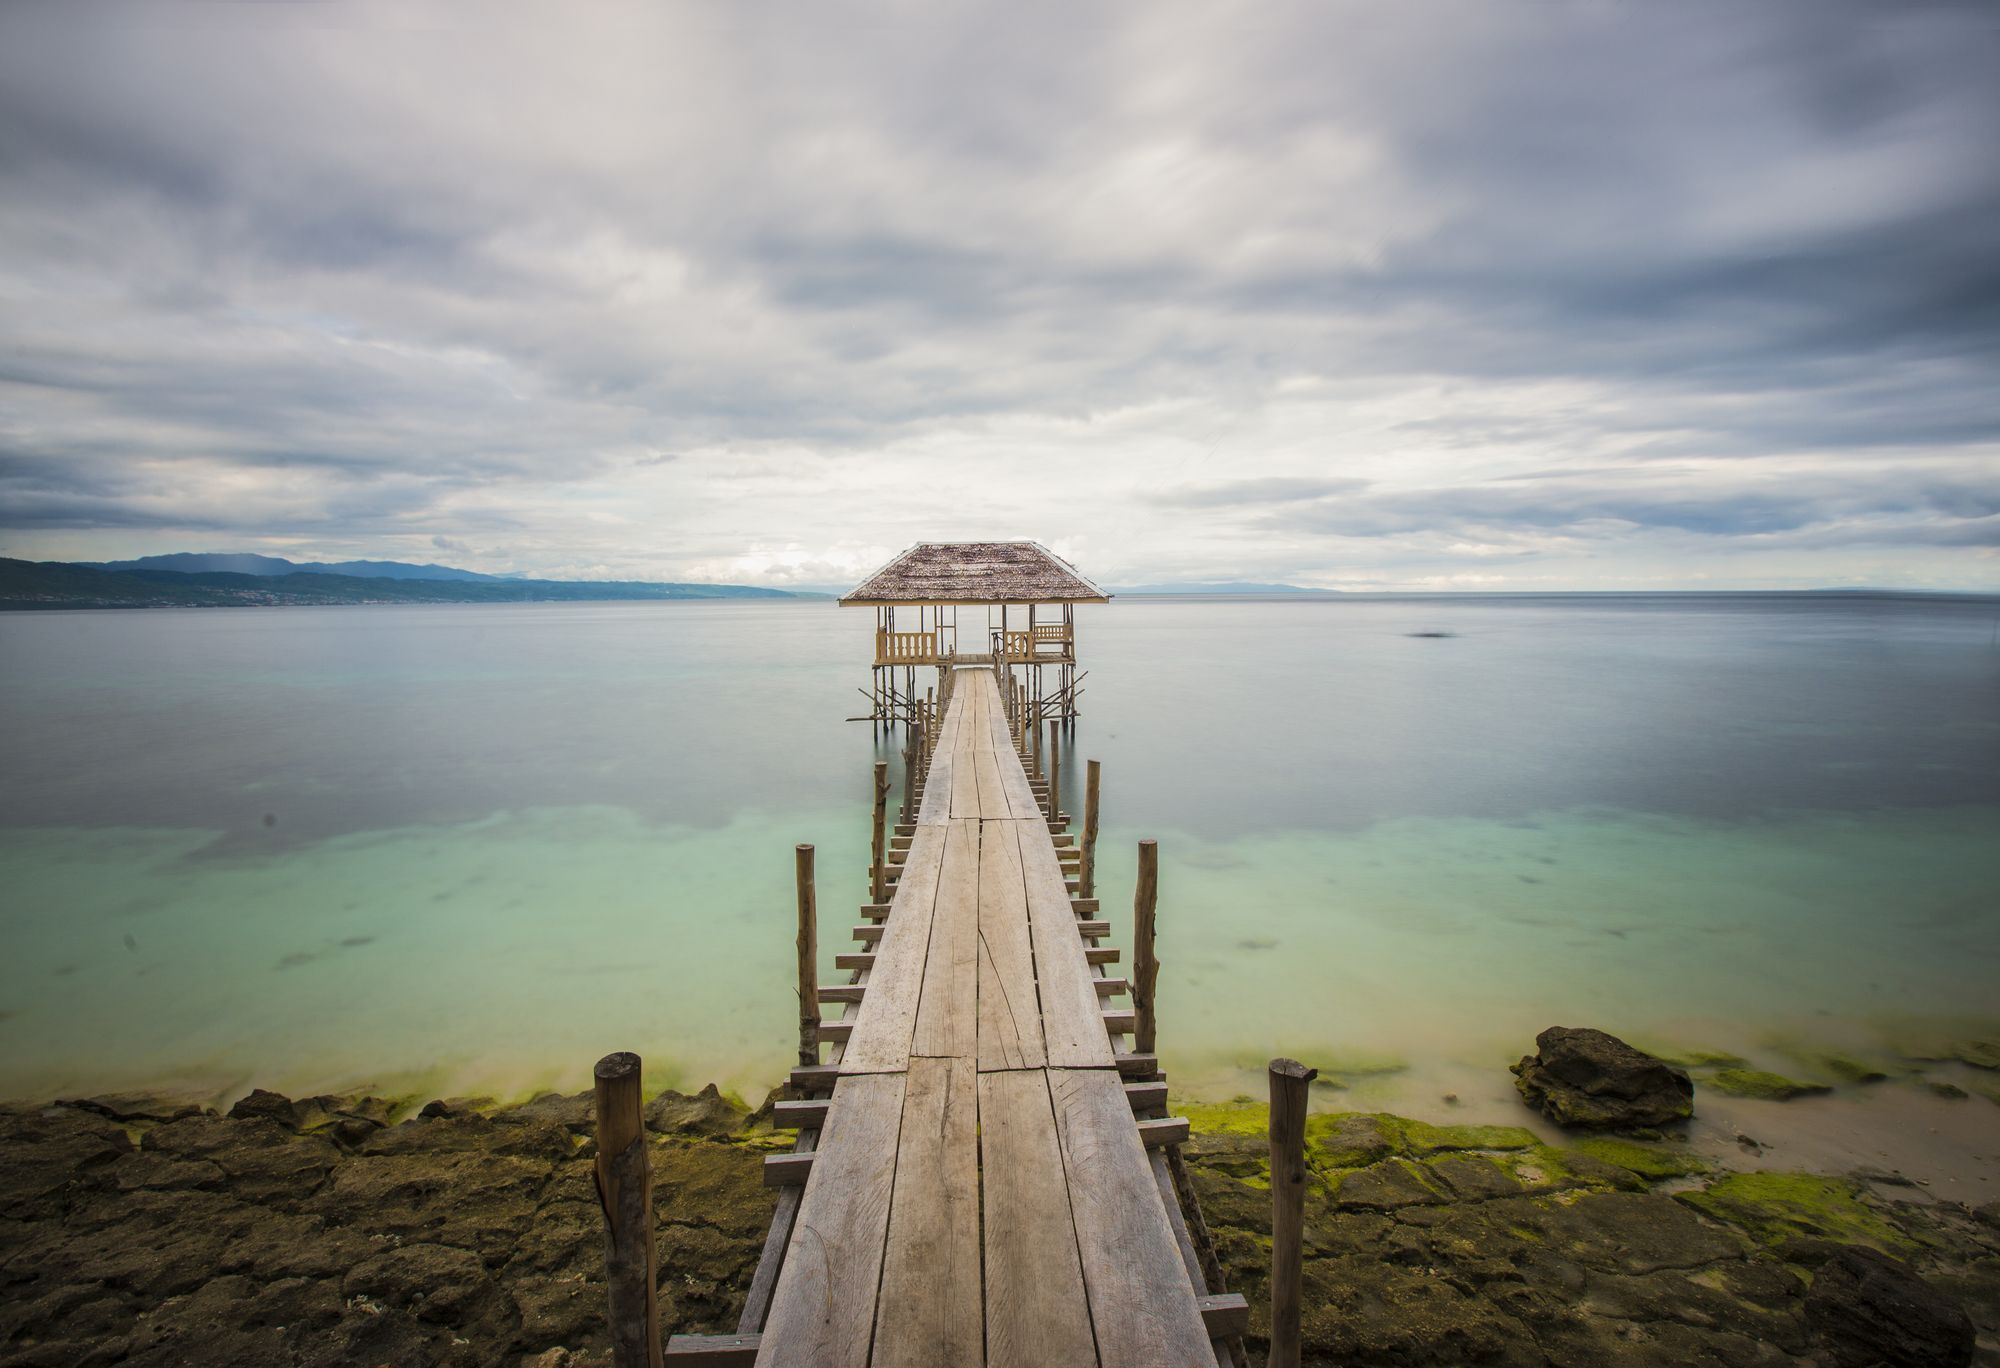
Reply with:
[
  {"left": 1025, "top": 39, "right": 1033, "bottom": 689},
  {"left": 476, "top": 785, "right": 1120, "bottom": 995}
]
[{"left": 1, "top": 595, "right": 1996, "bottom": 1107}]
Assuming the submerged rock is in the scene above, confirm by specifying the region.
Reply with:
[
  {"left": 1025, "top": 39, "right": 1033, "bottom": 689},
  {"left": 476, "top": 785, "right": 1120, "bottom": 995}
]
[
  {"left": 1707, "top": 1068, "right": 1833, "bottom": 1101},
  {"left": 1511, "top": 1026, "right": 1694, "bottom": 1130},
  {"left": 1805, "top": 1245, "right": 1975, "bottom": 1367}
]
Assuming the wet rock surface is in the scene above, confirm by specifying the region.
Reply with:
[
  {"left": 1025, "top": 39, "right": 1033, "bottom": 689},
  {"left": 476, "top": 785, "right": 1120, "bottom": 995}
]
[
  {"left": 1512, "top": 1025, "right": 1696, "bottom": 1130},
  {"left": 4, "top": 1089, "right": 1996, "bottom": 1365},
  {"left": 0, "top": 1089, "right": 778, "bottom": 1367},
  {"left": 1182, "top": 1103, "right": 2000, "bottom": 1366}
]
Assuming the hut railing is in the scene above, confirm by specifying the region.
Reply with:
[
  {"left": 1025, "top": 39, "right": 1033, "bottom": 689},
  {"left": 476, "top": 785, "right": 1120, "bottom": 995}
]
[{"left": 875, "top": 629, "right": 940, "bottom": 664}]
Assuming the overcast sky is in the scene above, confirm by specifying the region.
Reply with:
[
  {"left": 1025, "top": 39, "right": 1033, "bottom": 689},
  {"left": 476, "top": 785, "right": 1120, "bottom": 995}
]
[{"left": 2, "top": 2, "right": 1996, "bottom": 590}]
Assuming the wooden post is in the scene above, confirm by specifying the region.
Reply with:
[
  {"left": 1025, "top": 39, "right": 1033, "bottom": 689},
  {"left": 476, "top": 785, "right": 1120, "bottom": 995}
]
[
  {"left": 1133, "top": 839, "right": 1159, "bottom": 1055},
  {"left": 1080, "top": 759, "right": 1101, "bottom": 897},
  {"left": 795, "top": 845, "right": 818, "bottom": 1068},
  {"left": 902, "top": 718, "right": 924, "bottom": 823},
  {"left": 1032, "top": 701, "right": 1043, "bottom": 779},
  {"left": 870, "top": 762, "right": 889, "bottom": 903},
  {"left": 594, "top": 1051, "right": 663, "bottom": 1368},
  {"left": 1047, "top": 720, "right": 1061, "bottom": 823},
  {"left": 1268, "top": 1057, "right": 1317, "bottom": 1368}
]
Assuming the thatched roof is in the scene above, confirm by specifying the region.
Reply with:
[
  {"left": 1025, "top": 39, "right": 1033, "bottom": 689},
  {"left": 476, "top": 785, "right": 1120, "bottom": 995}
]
[{"left": 840, "top": 541, "right": 1110, "bottom": 605}]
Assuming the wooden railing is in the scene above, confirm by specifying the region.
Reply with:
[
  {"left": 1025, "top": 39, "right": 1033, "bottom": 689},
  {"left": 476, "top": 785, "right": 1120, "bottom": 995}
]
[
  {"left": 876, "top": 629, "right": 940, "bottom": 664},
  {"left": 994, "top": 626, "right": 1072, "bottom": 660},
  {"left": 1032, "top": 624, "right": 1068, "bottom": 643}
]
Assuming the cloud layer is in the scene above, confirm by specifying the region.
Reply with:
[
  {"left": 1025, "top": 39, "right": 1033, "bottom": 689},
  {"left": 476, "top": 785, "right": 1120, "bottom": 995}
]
[{"left": 1, "top": 0, "right": 1996, "bottom": 589}]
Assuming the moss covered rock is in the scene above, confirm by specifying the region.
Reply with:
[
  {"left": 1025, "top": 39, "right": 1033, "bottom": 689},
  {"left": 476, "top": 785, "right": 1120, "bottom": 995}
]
[
  {"left": 1676, "top": 1172, "right": 1917, "bottom": 1258},
  {"left": 1707, "top": 1069, "right": 1833, "bottom": 1100}
]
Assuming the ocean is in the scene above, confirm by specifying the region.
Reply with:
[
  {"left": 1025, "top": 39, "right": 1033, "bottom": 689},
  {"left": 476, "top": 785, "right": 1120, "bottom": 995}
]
[{"left": 2, "top": 593, "right": 1997, "bottom": 1125}]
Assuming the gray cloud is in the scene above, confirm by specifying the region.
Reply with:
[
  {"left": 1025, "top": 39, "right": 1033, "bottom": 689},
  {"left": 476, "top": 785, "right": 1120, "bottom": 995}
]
[{"left": 0, "top": 0, "right": 1994, "bottom": 588}]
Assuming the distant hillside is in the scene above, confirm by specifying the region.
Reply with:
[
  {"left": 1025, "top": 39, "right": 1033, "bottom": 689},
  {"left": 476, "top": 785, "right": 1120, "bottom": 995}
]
[
  {"left": 0, "top": 559, "right": 819, "bottom": 609},
  {"left": 88, "top": 553, "right": 503, "bottom": 582}
]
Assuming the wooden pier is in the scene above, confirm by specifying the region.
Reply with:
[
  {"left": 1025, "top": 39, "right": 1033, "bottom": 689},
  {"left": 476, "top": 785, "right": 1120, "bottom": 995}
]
[{"left": 681, "top": 664, "right": 1241, "bottom": 1366}]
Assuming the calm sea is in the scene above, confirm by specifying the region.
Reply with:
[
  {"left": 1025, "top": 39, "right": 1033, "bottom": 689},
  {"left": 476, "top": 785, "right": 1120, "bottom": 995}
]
[{"left": 2, "top": 594, "right": 1997, "bottom": 1109}]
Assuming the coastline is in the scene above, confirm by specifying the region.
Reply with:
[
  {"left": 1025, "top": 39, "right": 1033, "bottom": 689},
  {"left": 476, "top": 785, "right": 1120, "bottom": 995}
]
[{"left": 3, "top": 1074, "right": 1994, "bottom": 1365}]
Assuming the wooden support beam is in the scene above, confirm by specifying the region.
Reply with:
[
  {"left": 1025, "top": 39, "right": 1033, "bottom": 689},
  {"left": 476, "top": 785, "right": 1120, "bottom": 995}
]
[
  {"left": 1138, "top": 1117, "right": 1191, "bottom": 1149},
  {"left": 762, "top": 1152, "right": 814, "bottom": 1186},
  {"left": 852, "top": 925, "right": 883, "bottom": 944},
  {"left": 1269, "top": 1057, "right": 1318, "bottom": 1368},
  {"left": 772, "top": 1099, "right": 830, "bottom": 1130},
  {"left": 665, "top": 1333, "right": 758, "bottom": 1364},
  {"left": 1085, "top": 946, "right": 1120, "bottom": 964},
  {"left": 859, "top": 902, "right": 892, "bottom": 920},
  {"left": 593, "top": 1051, "right": 663, "bottom": 1368},
  {"left": 788, "top": 1064, "right": 839, "bottom": 1093},
  {"left": 1124, "top": 1080, "right": 1169, "bottom": 1112},
  {"left": 818, "top": 984, "right": 865, "bottom": 1004},
  {"left": 1115, "top": 1052, "right": 1160, "bottom": 1077},
  {"left": 834, "top": 951, "right": 875, "bottom": 969},
  {"left": 1198, "top": 1294, "right": 1250, "bottom": 1338},
  {"left": 1134, "top": 838, "right": 1159, "bottom": 1057},
  {"left": 1071, "top": 897, "right": 1100, "bottom": 915},
  {"left": 817, "top": 1021, "right": 853, "bottom": 1043},
  {"left": 1048, "top": 720, "right": 1061, "bottom": 828},
  {"left": 1102, "top": 1009, "right": 1136, "bottom": 1033},
  {"left": 1093, "top": 977, "right": 1130, "bottom": 997},
  {"left": 1076, "top": 919, "right": 1110, "bottom": 937}
]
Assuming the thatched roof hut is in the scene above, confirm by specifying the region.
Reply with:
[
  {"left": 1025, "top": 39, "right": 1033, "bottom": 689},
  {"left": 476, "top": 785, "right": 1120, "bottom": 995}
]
[{"left": 840, "top": 541, "right": 1109, "bottom": 606}]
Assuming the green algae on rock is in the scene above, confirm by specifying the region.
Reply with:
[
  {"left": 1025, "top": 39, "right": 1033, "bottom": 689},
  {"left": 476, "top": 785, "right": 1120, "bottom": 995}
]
[
  {"left": 1707, "top": 1068, "right": 1834, "bottom": 1100},
  {"left": 1676, "top": 1172, "right": 1918, "bottom": 1257},
  {"left": 1569, "top": 1134, "right": 1709, "bottom": 1181}
]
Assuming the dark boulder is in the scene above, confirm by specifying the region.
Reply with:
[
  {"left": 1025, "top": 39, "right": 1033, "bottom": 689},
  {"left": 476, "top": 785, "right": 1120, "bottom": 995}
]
[
  {"left": 227, "top": 1089, "right": 300, "bottom": 1129},
  {"left": 1512, "top": 1027, "right": 1694, "bottom": 1130},
  {"left": 1805, "top": 1245, "right": 1975, "bottom": 1367}
]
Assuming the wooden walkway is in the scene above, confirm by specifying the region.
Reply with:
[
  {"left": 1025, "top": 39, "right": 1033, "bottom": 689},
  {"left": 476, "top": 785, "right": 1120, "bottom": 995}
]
[{"left": 728, "top": 667, "right": 1236, "bottom": 1367}]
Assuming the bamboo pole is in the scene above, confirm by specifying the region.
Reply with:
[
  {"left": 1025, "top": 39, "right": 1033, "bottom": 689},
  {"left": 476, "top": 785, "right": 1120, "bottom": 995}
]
[
  {"left": 1032, "top": 701, "right": 1044, "bottom": 780},
  {"left": 1268, "top": 1057, "right": 1317, "bottom": 1368},
  {"left": 795, "top": 845, "right": 818, "bottom": 1068},
  {"left": 870, "top": 762, "right": 889, "bottom": 903},
  {"left": 594, "top": 1051, "right": 663, "bottom": 1368},
  {"left": 1047, "top": 720, "right": 1061, "bottom": 824},
  {"left": 1080, "top": 759, "right": 1101, "bottom": 897},
  {"left": 1133, "top": 839, "right": 1159, "bottom": 1055},
  {"left": 902, "top": 718, "right": 924, "bottom": 823}
]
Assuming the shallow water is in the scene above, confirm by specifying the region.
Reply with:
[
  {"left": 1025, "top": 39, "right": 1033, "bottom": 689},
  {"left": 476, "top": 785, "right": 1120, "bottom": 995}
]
[{"left": 2, "top": 595, "right": 1997, "bottom": 1125}]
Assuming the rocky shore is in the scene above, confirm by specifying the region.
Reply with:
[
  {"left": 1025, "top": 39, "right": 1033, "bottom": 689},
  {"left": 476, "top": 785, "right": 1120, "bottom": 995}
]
[{"left": 1, "top": 1083, "right": 1994, "bottom": 1366}]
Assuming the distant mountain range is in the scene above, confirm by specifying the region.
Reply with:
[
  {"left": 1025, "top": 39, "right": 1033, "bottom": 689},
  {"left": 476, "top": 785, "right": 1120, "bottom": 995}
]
[
  {"left": 0, "top": 556, "right": 821, "bottom": 610},
  {"left": 86, "top": 553, "right": 509, "bottom": 582}
]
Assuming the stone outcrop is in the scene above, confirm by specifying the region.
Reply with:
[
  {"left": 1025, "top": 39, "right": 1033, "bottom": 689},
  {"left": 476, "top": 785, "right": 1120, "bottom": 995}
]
[
  {"left": 1805, "top": 1245, "right": 1977, "bottom": 1367},
  {"left": 1511, "top": 1026, "right": 1695, "bottom": 1130}
]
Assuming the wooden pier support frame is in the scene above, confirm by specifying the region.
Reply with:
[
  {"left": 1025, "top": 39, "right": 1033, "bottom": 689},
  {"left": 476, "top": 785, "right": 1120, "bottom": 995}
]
[
  {"left": 795, "top": 845, "right": 818, "bottom": 1067},
  {"left": 1268, "top": 1057, "right": 1318, "bottom": 1368},
  {"left": 1080, "top": 759, "right": 1101, "bottom": 898},
  {"left": 870, "top": 762, "right": 889, "bottom": 904},
  {"left": 1133, "top": 839, "right": 1159, "bottom": 1056},
  {"left": 593, "top": 1051, "right": 664, "bottom": 1368}
]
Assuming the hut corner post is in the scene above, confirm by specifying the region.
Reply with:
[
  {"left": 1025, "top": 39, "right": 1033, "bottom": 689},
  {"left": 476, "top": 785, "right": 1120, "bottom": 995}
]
[
  {"left": 1268, "top": 1057, "right": 1317, "bottom": 1368},
  {"left": 795, "top": 844, "right": 818, "bottom": 1068},
  {"left": 593, "top": 1051, "right": 664, "bottom": 1368},
  {"left": 1133, "top": 838, "right": 1159, "bottom": 1056}
]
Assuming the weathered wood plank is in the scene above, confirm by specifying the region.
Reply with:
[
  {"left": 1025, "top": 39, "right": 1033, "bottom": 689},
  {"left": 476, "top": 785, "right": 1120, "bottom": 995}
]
[
  {"left": 754, "top": 1071, "right": 906, "bottom": 1368},
  {"left": 871, "top": 1057, "right": 982, "bottom": 1368},
  {"left": 975, "top": 816, "right": 1046, "bottom": 1071},
  {"left": 972, "top": 746, "right": 1010, "bottom": 820},
  {"left": 1049, "top": 1068, "right": 1217, "bottom": 1367},
  {"left": 911, "top": 820, "right": 979, "bottom": 1059},
  {"left": 1016, "top": 822, "right": 1116, "bottom": 1068},
  {"left": 840, "top": 825, "right": 946, "bottom": 1073},
  {"left": 978, "top": 1069, "right": 1097, "bottom": 1368}
]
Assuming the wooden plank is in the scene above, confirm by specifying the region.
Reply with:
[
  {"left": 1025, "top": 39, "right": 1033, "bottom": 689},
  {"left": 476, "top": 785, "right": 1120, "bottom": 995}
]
[
  {"left": 996, "top": 746, "right": 1040, "bottom": 819},
  {"left": 1015, "top": 821, "right": 1116, "bottom": 1068},
  {"left": 949, "top": 732, "right": 981, "bottom": 819},
  {"left": 754, "top": 1072, "right": 906, "bottom": 1368},
  {"left": 840, "top": 825, "right": 946, "bottom": 1073},
  {"left": 975, "top": 816, "right": 1046, "bottom": 1071},
  {"left": 1138, "top": 1117, "right": 1191, "bottom": 1148},
  {"left": 1197, "top": 1294, "right": 1250, "bottom": 1337},
  {"left": 1048, "top": 1068, "right": 1217, "bottom": 1367},
  {"left": 911, "top": 820, "right": 979, "bottom": 1059},
  {"left": 978, "top": 1069, "right": 1097, "bottom": 1368},
  {"left": 972, "top": 747, "right": 1010, "bottom": 820},
  {"left": 871, "top": 1057, "right": 982, "bottom": 1368}
]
